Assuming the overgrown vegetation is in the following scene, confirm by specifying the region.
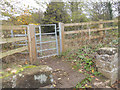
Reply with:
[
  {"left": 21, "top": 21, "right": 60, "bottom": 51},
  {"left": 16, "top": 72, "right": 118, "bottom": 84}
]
[
  {"left": 59, "top": 30, "right": 118, "bottom": 88},
  {"left": 1, "top": 0, "right": 118, "bottom": 88}
]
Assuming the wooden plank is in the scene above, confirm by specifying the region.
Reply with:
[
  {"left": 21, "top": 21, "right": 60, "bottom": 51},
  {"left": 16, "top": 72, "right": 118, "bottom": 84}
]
[
  {"left": 65, "top": 35, "right": 103, "bottom": 42},
  {"left": 0, "top": 46, "right": 28, "bottom": 59},
  {"left": 64, "top": 20, "right": 118, "bottom": 27},
  {"left": 99, "top": 20, "right": 104, "bottom": 36},
  {"left": 1, "top": 26, "right": 26, "bottom": 30},
  {"left": 27, "top": 24, "right": 37, "bottom": 64},
  {"left": 0, "top": 37, "right": 27, "bottom": 44},
  {"left": 64, "top": 27, "right": 118, "bottom": 35}
]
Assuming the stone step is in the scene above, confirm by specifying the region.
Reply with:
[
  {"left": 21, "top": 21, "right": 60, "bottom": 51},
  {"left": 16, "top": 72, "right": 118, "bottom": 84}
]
[
  {"left": 97, "top": 47, "right": 117, "bottom": 55},
  {"left": 92, "top": 75, "right": 111, "bottom": 88},
  {"left": 2, "top": 65, "right": 54, "bottom": 88}
]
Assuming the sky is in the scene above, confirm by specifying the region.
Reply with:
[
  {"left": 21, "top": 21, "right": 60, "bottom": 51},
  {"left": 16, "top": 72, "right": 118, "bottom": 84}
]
[
  {"left": 0, "top": 0, "right": 118, "bottom": 20},
  {"left": 3, "top": 0, "right": 119, "bottom": 12},
  {"left": 11, "top": 0, "right": 118, "bottom": 10}
]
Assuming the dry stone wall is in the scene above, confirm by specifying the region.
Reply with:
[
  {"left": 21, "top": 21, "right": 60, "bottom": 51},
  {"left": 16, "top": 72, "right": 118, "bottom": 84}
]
[{"left": 96, "top": 47, "right": 118, "bottom": 85}]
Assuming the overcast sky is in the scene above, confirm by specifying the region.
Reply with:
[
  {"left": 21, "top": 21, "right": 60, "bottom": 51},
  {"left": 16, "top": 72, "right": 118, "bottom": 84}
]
[
  {"left": 1, "top": 0, "right": 118, "bottom": 20},
  {"left": 10, "top": 0, "right": 118, "bottom": 12}
]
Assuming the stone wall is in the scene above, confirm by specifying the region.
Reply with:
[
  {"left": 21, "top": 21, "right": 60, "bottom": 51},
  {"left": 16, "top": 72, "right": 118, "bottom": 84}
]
[{"left": 96, "top": 47, "right": 118, "bottom": 85}]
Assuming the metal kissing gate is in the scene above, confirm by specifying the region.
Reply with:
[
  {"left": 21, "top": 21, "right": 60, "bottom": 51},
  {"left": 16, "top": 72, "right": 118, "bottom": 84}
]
[
  {"left": 11, "top": 24, "right": 59, "bottom": 59},
  {"left": 34, "top": 24, "right": 59, "bottom": 58}
]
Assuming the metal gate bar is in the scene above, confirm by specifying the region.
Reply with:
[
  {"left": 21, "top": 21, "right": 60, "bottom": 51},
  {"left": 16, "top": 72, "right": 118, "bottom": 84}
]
[
  {"left": 36, "top": 40, "right": 56, "bottom": 44},
  {"left": 35, "top": 32, "right": 55, "bottom": 35},
  {"left": 39, "top": 26, "right": 42, "bottom": 55},
  {"left": 35, "top": 24, "right": 59, "bottom": 58},
  {"left": 37, "top": 48, "right": 57, "bottom": 52},
  {"left": 55, "top": 24, "right": 59, "bottom": 55},
  {"left": 10, "top": 24, "right": 59, "bottom": 58},
  {"left": 11, "top": 29, "right": 28, "bottom": 53}
]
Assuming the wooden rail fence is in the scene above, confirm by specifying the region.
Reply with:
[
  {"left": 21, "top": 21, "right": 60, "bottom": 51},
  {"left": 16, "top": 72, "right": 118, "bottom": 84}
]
[
  {"left": 0, "top": 20, "right": 118, "bottom": 63},
  {"left": 0, "top": 26, "right": 28, "bottom": 59},
  {"left": 59, "top": 19, "right": 118, "bottom": 53},
  {"left": 0, "top": 24, "right": 37, "bottom": 64}
]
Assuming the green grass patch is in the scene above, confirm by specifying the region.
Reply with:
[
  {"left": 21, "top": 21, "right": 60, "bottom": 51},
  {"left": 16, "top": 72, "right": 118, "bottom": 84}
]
[{"left": 0, "top": 65, "right": 37, "bottom": 79}]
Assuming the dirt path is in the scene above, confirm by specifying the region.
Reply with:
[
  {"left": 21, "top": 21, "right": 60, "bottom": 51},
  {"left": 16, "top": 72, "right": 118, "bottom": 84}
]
[{"left": 38, "top": 57, "right": 86, "bottom": 88}]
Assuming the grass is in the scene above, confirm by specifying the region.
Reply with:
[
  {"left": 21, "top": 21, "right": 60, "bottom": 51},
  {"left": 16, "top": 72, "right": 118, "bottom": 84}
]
[
  {"left": 60, "top": 44, "right": 102, "bottom": 88},
  {"left": 76, "top": 76, "right": 93, "bottom": 88},
  {"left": 0, "top": 65, "right": 37, "bottom": 79}
]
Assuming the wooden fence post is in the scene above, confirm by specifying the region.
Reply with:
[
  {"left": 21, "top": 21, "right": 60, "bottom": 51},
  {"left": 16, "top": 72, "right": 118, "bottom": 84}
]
[
  {"left": 27, "top": 24, "right": 37, "bottom": 64},
  {"left": 99, "top": 20, "right": 104, "bottom": 36},
  {"left": 59, "top": 22, "right": 65, "bottom": 53}
]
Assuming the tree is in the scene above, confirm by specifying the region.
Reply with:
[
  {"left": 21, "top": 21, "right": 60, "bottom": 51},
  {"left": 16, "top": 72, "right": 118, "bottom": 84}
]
[
  {"left": 1, "top": 0, "right": 44, "bottom": 25},
  {"left": 66, "top": 1, "right": 89, "bottom": 23},
  {"left": 86, "top": 1, "right": 114, "bottom": 21},
  {"left": 42, "top": 1, "right": 70, "bottom": 33},
  {"left": 108, "top": 2, "right": 113, "bottom": 20},
  {"left": 43, "top": 2, "right": 70, "bottom": 24},
  {"left": 31, "top": 9, "right": 44, "bottom": 24}
]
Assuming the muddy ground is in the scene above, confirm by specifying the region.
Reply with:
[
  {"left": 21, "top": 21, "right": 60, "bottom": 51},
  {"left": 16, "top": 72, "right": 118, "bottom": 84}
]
[
  {"left": 2, "top": 54, "right": 85, "bottom": 88},
  {"left": 1, "top": 54, "right": 119, "bottom": 89},
  {"left": 38, "top": 56, "right": 86, "bottom": 88}
]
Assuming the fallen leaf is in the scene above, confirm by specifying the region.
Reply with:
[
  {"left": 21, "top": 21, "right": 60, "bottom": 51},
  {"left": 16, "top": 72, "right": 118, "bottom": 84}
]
[
  {"left": 6, "top": 68, "right": 11, "bottom": 72},
  {"left": 95, "top": 78, "right": 99, "bottom": 81},
  {"left": 25, "top": 61, "right": 28, "bottom": 64},
  {"left": 18, "top": 65, "right": 22, "bottom": 67},
  {"left": 88, "top": 85, "right": 92, "bottom": 88},
  {"left": 92, "top": 69, "right": 94, "bottom": 73},
  {"left": 64, "top": 72, "right": 67, "bottom": 75},
  {"left": 73, "top": 60, "right": 77, "bottom": 62},
  {"left": 53, "top": 84, "right": 56, "bottom": 87},
  {"left": 11, "top": 69, "right": 17, "bottom": 74},
  {"left": 54, "top": 81, "right": 56, "bottom": 84},
  {"left": 55, "top": 69, "right": 60, "bottom": 71},
  {"left": 78, "top": 69, "right": 82, "bottom": 73},
  {"left": 19, "top": 74, "right": 22, "bottom": 77},
  {"left": 85, "top": 84, "right": 88, "bottom": 87},
  {"left": 52, "top": 73, "right": 56, "bottom": 75},
  {"left": 106, "top": 86, "right": 111, "bottom": 88},
  {"left": 91, "top": 76, "right": 94, "bottom": 78},
  {"left": 58, "top": 78, "right": 61, "bottom": 80},
  {"left": 60, "top": 74, "right": 63, "bottom": 76}
]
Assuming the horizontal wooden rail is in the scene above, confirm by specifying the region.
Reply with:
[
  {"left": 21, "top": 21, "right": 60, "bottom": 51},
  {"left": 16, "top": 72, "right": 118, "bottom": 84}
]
[
  {"left": 0, "top": 37, "right": 27, "bottom": 44},
  {"left": 0, "top": 46, "right": 28, "bottom": 59},
  {"left": 64, "top": 20, "right": 118, "bottom": 27},
  {"left": 1, "top": 26, "right": 27, "bottom": 30},
  {"left": 64, "top": 27, "right": 118, "bottom": 35},
  {"left": 65, "top": 35, "right": 103, "bottom": 42}
]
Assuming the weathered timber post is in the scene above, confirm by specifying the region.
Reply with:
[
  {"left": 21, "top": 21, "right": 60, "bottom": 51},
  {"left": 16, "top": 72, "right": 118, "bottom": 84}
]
[
  {"left": 0, "top": 24, "right": 2, "bottom": 90},
  {"left": 99, "top": 20, "right": 104, "bottom": 36},
  {"left": 27, "top": 24, "right": 37, "bottom": 64},
  {"left": 59, "top": 22, "right": 65, "bottom": 53},
  {"left": 98, "top": 20, "right": 104, "bottom": 42}
]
